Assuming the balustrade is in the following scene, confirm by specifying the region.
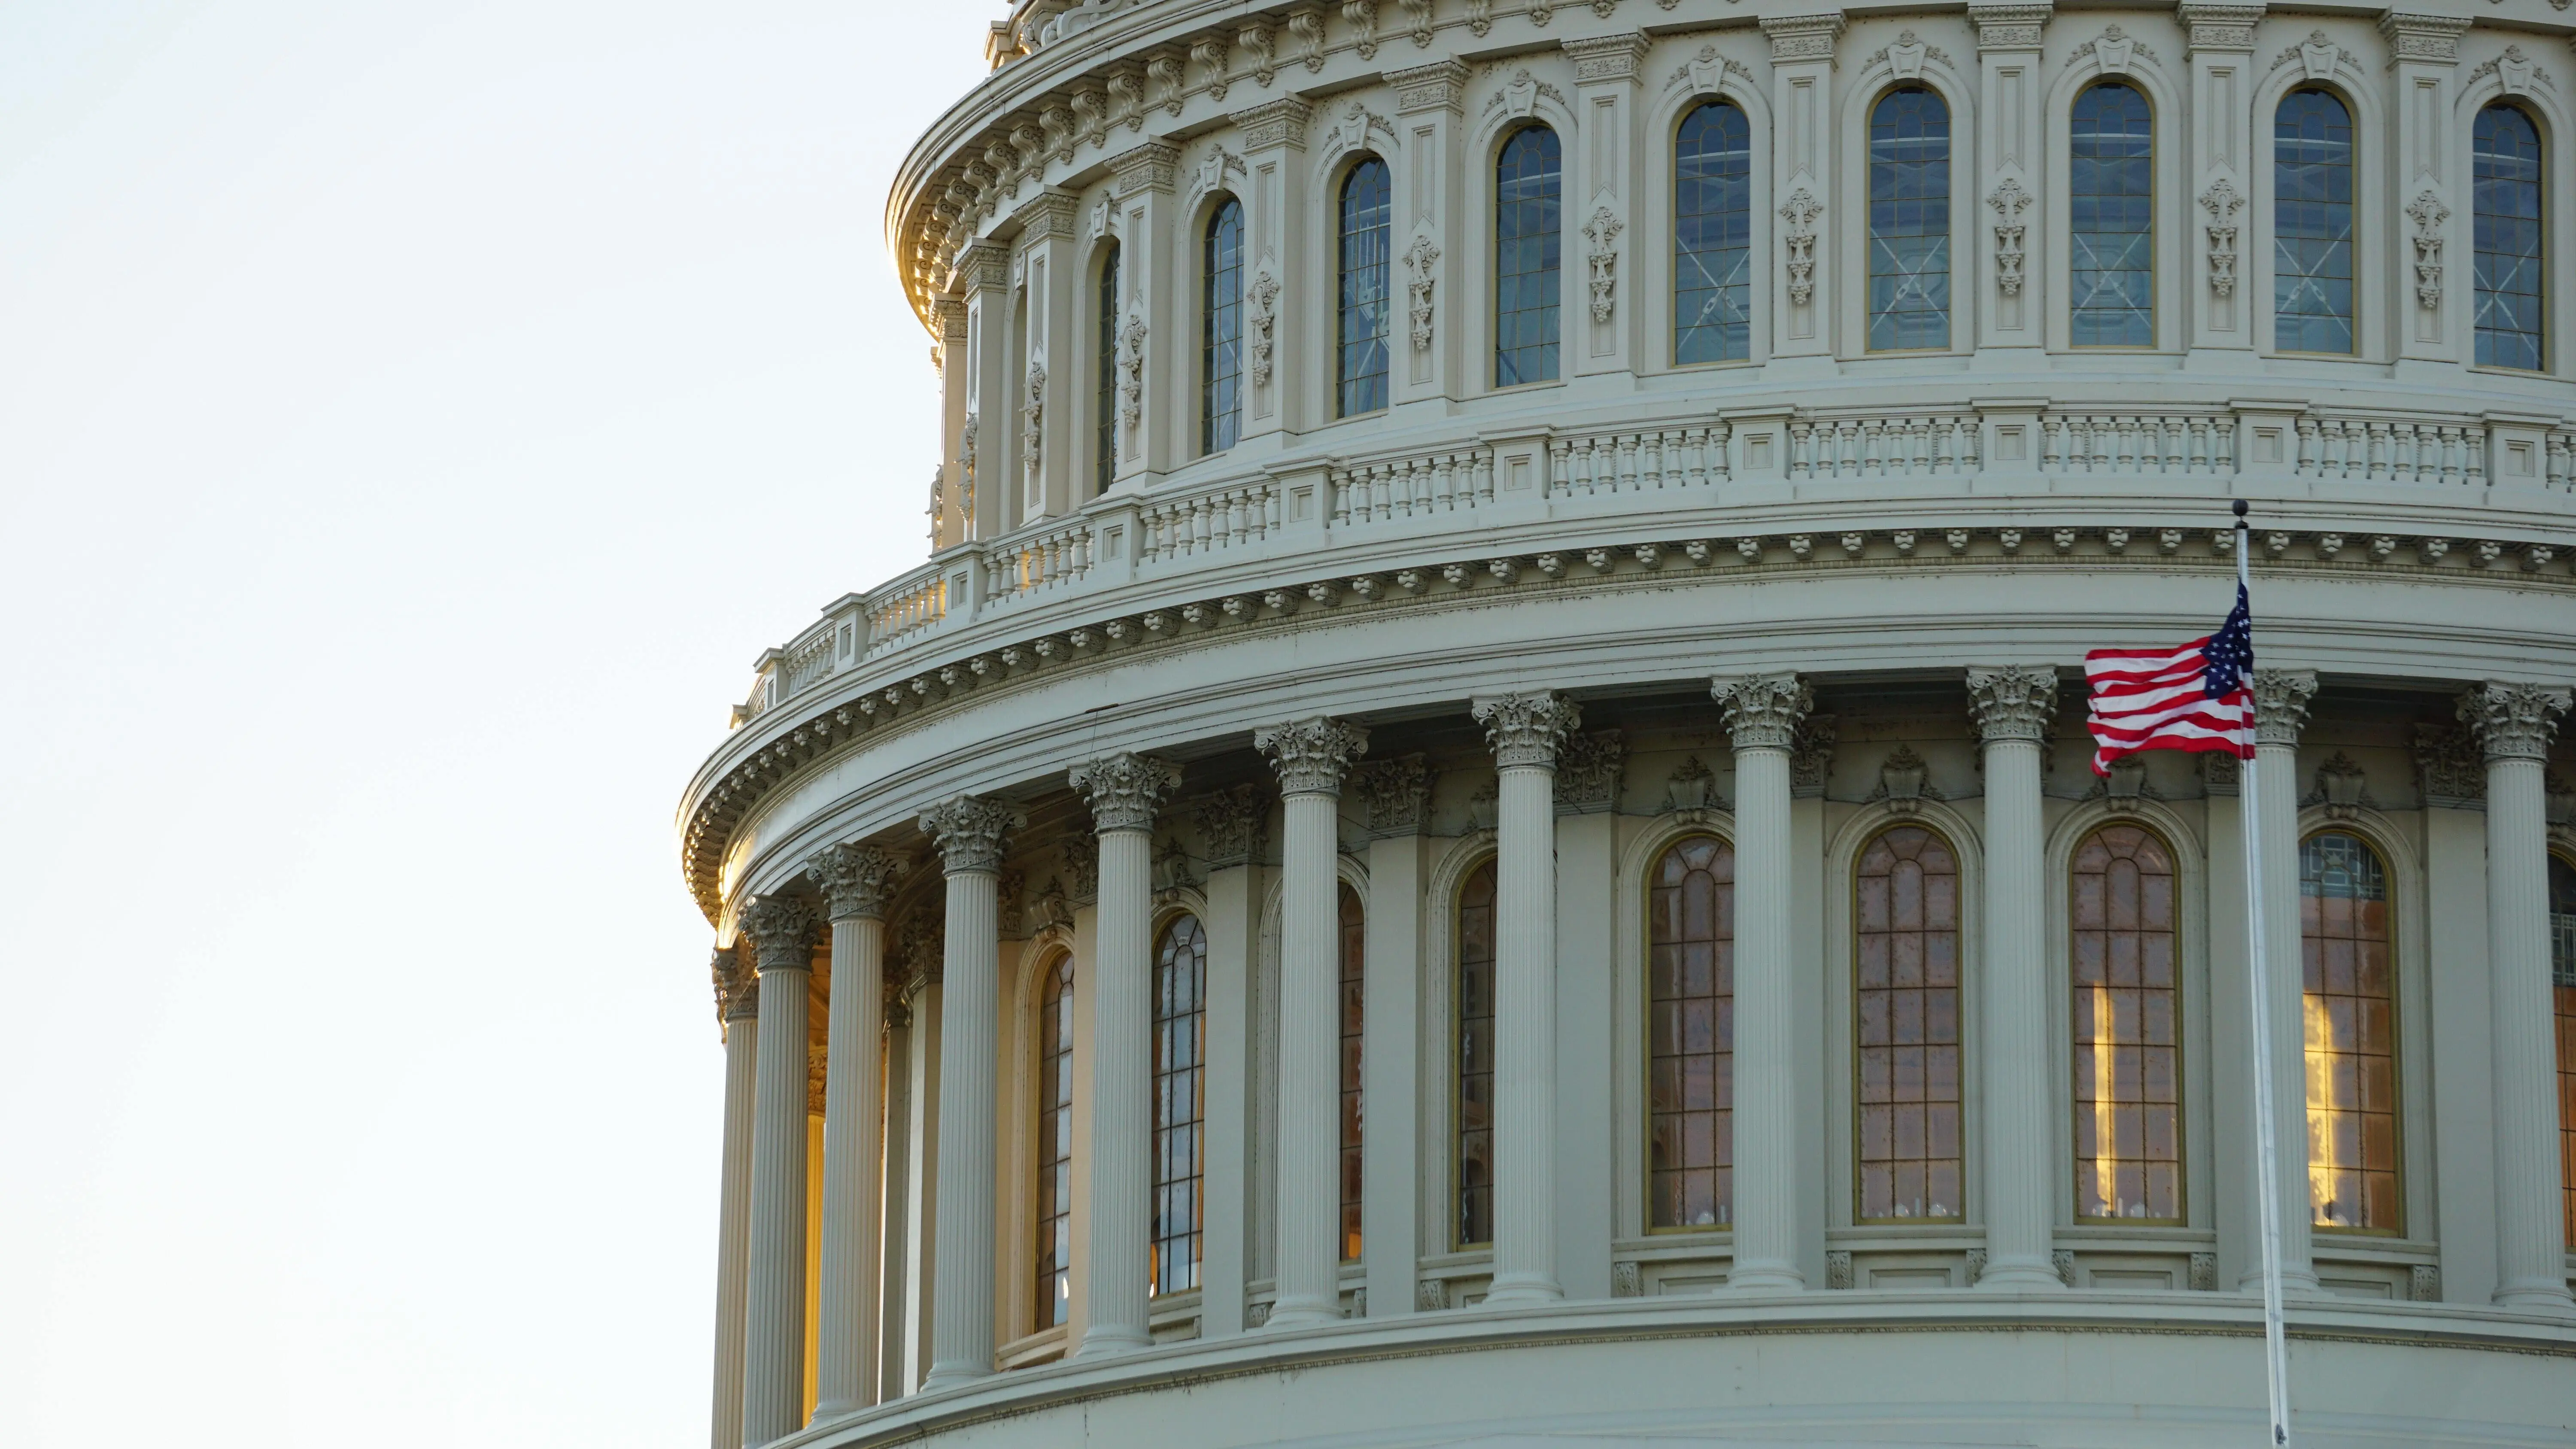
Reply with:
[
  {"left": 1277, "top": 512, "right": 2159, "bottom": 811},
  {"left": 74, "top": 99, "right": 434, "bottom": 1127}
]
[
  {"left": 1329, "top": 449, "right": 1495, "bottom": 526},
  {"left": 2036, "top": 413, "right": 2233, "bottom": 477},
  {"left": 1140, "top": 480, "right": 1281, "bottom": 561},
  {"left": 2297, "top": 416, "right": 2484, "bottom": 485},
  {"left": 987, "top": 520, "right": 1096, "bottom": 601},
  {"left": 866, "top": 568, "right": 948, "bottom": 658},
  {"left": 1548, "top": 425, "right": 1729, "bottom": 498},
  {"left": 1789, "top": 413, "right": 1981, "bottom": 480}
]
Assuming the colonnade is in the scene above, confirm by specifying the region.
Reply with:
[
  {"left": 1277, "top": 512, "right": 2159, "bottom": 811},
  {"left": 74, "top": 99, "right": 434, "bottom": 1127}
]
[{"left": 705, "top": 672, "right": 2573, "bottom": 1449}]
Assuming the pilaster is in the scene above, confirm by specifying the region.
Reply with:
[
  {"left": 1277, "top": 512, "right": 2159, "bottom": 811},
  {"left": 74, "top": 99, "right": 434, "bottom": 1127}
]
[
  {"left": 1010, "top": 190, "right": 1083, "bottom": 522},
  {"left": 1388, "top": 62, "right": 1467, "bottom": 407},
  {"left": 932, "top": 296, "right": 972, "bottom": 547},
  {"left": 957, "top": 240, "right": 1018, "bottom": 535},
  {"left": 1761, "top": 13, "right": 1844, "bottom": 367},
  {"left": 1561, "top": 33, "right": 1649, "bottom": 377},
  {"left": 1109, "top": 142, "right": 1180, "bottom": 490},
  {"left": 1355, "top": 764, "right": 1429, "bottom": 1316},
  {"left": 1968, "top": 6, "right": 2050, "bottom": 356},
  {"left": 1232, "top": 99, "right": 1311, "bottom": 442},
  {"left": 2179, "top": 6, "right": 2263, "bottom": 360},
  {"left": 2380, "top": 12, "right": 2473, "bottom": 372}
]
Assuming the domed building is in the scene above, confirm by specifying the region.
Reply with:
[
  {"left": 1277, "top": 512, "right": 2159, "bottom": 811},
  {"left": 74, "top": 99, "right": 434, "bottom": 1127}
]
[{"left": 683, "top": 2, "right": 2576, "bottom": 1445}]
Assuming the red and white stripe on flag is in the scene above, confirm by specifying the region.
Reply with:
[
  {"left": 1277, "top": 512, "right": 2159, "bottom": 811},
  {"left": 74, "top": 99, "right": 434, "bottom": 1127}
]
[{"left": 2083, "top": 639, "right": 2256, "bottom": 775}]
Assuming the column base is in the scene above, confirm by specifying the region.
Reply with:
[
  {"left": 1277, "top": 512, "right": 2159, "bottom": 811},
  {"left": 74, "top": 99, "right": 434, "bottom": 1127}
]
[
  {"left": 2235, "top": 1267, "right": 2322, "bottom": 1295},
  {"left": 809, "top": 1396, "right": 871, "bottom": 1423},
  {"left": 1725, "top": 1261, "right": 1804, "bottom": 1293},
  {"left": 1482, "top": 1272, "right": 1564, "bottom": 1307},
  {"left": 1974, "top": 1256, "right": 2067, "bottom": 1291},
  {"left": 1074, "top": 1324, "right": 1151, "bottom": 1358},
  {"left": 918, "top": 1363, "right": 992, "bottom": 1393},
  {"left": 1264, "top": 1292, "right": 1342, "bottom": 1329},
  {"left": 2492, "top": 1281, "right": 2576, "bottom": 1313}
]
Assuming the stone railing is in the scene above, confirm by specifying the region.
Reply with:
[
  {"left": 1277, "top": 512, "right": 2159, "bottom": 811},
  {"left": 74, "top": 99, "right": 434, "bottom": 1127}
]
[
  {"left": 865, "top": 564, "right": 948, "bottom": 659},
  {"left": 2036, "top": 411, "right": 2234, "bottom": 476},
  {"left": 1551, "top": 425, "right": 1732, "bottom": 495},
  {"left": 1140, "top": 477, "right": 1282, "bottom": 560},
  {"left": 1790, "top": 412, "right": 1981, "bottom": 480},
  {"left": 2297, "top": 415, "right": 2485, "bottom": 484},
  {"left": 1331, "top": 448, "right": 1497, "bottom": 524},
  {"left": 987, "top": 516, "right": 1097, "bottom": 601}
]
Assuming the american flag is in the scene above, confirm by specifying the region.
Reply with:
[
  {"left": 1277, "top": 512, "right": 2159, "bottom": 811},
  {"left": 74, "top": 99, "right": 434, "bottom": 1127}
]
[{"left": 2082, "top": 583, "right": 2257, "bottom": 775}]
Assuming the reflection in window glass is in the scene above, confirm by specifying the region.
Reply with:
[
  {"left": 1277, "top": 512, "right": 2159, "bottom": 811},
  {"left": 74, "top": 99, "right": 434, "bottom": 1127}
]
[
  {"left": 2299, "top": 832, "right": 2399, "bottom": 1232},
  {"left": 1201, "top": 200, "right": 1244, "bottom": 454},
  {"left": 1151, "top": 915, "right": 1207, "bottom": 1294},
  {"left": 1855, "top": 826, "right": 1963, "bottom": 1221},
  {"left": 1035, "top": 955, "right": 1075, "bottom": 1329},
  {"left": 2071, "top": 825, "right": 2182, "bottom": 1221},
  {"left": 1867, "top": 87, "right": 1952, "bottom": 352},
  {"left": 2274, "top": 90, "right": 2356, "bottom": 354},
  {"left": 1674, "top": 101, "right": 1753, "bottom": 365},
  {"left": 1495, "top": 127, "right": 1562, "bottom": 386},
  {"left": 2549, "top": 855, "right": 2576, "bottom": 1247},
  {"left": 1456, "top": 860, "right": 1497, "bottom": 1246},
  {"left": 1337, "top": 161, "right": 1393, "bottom": 417},
  {"left": 1339, "top": 884, "right": 1366, "bottom": 1261},
  {"left": 1648, "top": 835, "right": 1737, "bottom": 1229},
  {"left": 2070, "top": 83, "right": 2154, "bottom": 346},
  {"left": 1094, "top": 242, "right": 1120, "bottom": 494},
  {"left": 2473, "top": 103, "right": 2546, "bottom": 371}
]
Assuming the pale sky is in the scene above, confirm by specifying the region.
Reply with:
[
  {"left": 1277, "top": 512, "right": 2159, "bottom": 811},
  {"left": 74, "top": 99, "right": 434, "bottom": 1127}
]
[{"left": 0, "top": 5, "right": 990, "bottom": 1444}]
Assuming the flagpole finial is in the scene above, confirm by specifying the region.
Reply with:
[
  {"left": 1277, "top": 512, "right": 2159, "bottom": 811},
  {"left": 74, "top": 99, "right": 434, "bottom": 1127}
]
[{"left": 2232, "top": 499, "right": 2249, "bottom": 522}]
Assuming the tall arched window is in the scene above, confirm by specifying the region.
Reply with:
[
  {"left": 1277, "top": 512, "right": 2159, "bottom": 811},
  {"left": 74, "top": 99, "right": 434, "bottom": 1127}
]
[
  {"left": 1094, "top": 240, "right": 1121, "bottom": 495},
  {"left": 2299, "top": 831, "right": 2400, "bottom": 1232},
  {"left": 1494, "top": 126, "right": 1562, "bottom": 387},
  {"left": 1035, "top": 953, "right": 1075, "bottom": 1329},
  {"left": 2547, "top": 854, "right": 2576, "bottom": 1246},
  {"left": 2070, "top": 823, "right": 2182, "bottom": 1222},
  {"left": 2473, "top": 103, "right": 2546, "bottom": 371},
  {"left": 1338, "top": 882, "right": 1366, "bottom": 1261},
  {"left": 1855, "top": 825, "right": 1963, "bottom": 1221},
  {"left": 1456, "top": 859, "right": 1498, "bottom": 1247},
  {"left": 1867, "top": 86, "right": 1952, "bottom": 352},
  {"left": 1648, "top": 834, "right": 1737, "bottom": 1230},
  {"left": 1201, "top": 200, "right": 1244, "bottom": 455},
  {"left": 1674, "top": 100, "right": 1753, "bottom": 365},
  {"left": 2070, "top": 82, "right": 2155, "bottom": 347},
  {"left": 2275, "top": 89, "right": 2356, "bottom": 355},
  {"left": 1337, "top": 160, "right": 1393, "bottom": 417},
  {"left": 1151, "top": 914, "right": 1208, "bottom": 1294}
]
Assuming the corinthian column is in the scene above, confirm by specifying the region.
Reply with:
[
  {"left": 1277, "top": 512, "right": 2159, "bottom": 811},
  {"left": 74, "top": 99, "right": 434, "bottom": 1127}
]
[
  {"left": 2248, "top": 669, "right": 2320, "bottom": 1290},
  {"left": 2463, "top": 682, "right": 2576, "bottom": 1310},
  {"left": 916, "top": 796, "right": 1024, "bottom": 1389},
  {"left": 1068, "top": 751, "right": 1182, "bottom": 1355},
  {"left": 808, "top": 844, "right": 907, "bottom": 1417},
  {"left": 739, "top": 895, "right": 821, "bottom": 1446},
  {"left": 1255, "top": 717, "right": 1371, "bottom": 1327},
  {"left": 1713, "top": 674, "right": 1809, "bottom": 1291},
  {"left": 1966, "top": 666, "right": 2065, "bottom": 1289},
  {"left": 1470, "top": 691, "right": 1582, "bottom": 1306},
  {"left": 709, "top": 947, "right": 759, "bottom": 1449}
]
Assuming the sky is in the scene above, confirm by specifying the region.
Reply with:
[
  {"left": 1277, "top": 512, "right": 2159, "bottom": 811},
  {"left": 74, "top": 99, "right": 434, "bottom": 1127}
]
[{"left": 0, "top": 4, "right": 991, "bottom": 1444}]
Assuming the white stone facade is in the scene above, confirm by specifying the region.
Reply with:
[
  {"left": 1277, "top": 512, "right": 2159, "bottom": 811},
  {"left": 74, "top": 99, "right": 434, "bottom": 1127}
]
[{"left": 688, "top": 2, "right": 2576, "bottom": 1446}]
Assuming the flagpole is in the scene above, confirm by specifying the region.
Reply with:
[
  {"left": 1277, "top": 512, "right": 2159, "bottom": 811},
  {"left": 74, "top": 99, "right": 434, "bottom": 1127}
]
[{"left": 2234, "top": 498, "right": 2294, "bottom": 1447}]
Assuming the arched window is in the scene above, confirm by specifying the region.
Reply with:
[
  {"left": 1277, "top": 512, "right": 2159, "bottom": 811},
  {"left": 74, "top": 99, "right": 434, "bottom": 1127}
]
[
  {"left": 1338, "top": 882, "right": 1366, "bottom": 1261},
  {"left": 1855, "top": 825, "right": 1963, "bottom": 1221},
  {"left": 2547, "top": 854, "right": 2576, "bottom": 1246},
  {"left": 1094, "top": 240, "right": 1121, "bottom": 495},
  {"left": 1201, "top": 200, "right": 1244, "bottom": 455},
  {"left": 2473, "top": 103, "right": 2546, "bottom": 371},
  {"left": 1456, "top": 859, "right": 1498, "bottom": 1246},
  {"left": 1035, "top": 953, "right": 1075, "bottom": 1329},
  {"left": 1674, "top": 100, "right": 1753, "bottom": 365},
  {"left": 2274, "top": 89, "right": 2356, "bottom": 355},
  {"left": 1337, "top": 160, "right": 1393, "bottom": 417},
  {"left": 2299, "top": 831, "right": 2399, "bottom": 1232},
  {"left": 1648, "top": 834, "right": 1738, "bottom": 1229},
  {"left": 1494, "top": 126, "right": 1562, "bottom": 387},
  {"left": 1151, "top": 914, "right": 1208, "bottom": 1294},
  {"left": 2070, "top": 82, "right": 2155, "bottom": 346},
  {"left": 2070, "top": 823, "right": 2182, "bottom": 1222},
  {"left": 1867, "top": 86, "right": 1952, "bottom": 352}
]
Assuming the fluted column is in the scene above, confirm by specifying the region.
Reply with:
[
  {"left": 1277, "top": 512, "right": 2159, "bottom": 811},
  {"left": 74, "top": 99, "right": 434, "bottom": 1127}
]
[
  {"left": 1069, "top": 752, "right": 1182, "bottom": 1355},
  {"left": 917, "top": 796, "right": 1024, "bottom": 1388},
  {"left": 1255, "top": 717, "right": 1371, "bottom": 1327},
  {"left": 1713, "top": 674, "right": 1808, "bottom": 1291},
  {"left": 1470, "top": 691, "right": 1581, "bottom": 1305},
  {"left": 709, "top": 948, "right": 760, "bottom": 1449},
  {"left": 1966, "top": 666, "right": 2065, "bottom": 1289},
  {"left": 808, "top": 845, "right": 907, "bottom": 1417},
  {"left": 739, "top": 896, "right": 821, "bottom": 1447},
  {"left": 2248, "top": 669, "right": 2320, "bottom": 1290},
  {"left": 2464, "top": 682, "right": 2576, "bottom": 1310}
]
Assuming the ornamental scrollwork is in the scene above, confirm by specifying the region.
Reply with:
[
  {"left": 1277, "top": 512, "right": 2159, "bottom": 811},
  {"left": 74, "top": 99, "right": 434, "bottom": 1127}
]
[
  {"left": 1967, "top": 665, "right": 2058, "bottom": 743},
  {"left": 1987, "top": 179, "right": 2031, "bottom": 296},
  {"left": 1778, "top": 190, "right": 1823, "bottom": 306},
  {"left": 918, "top": 794, "right": 1025, "bottom": 874},
  {"left": 1472, "top": 690, "right": 1583, "bottom": 769},
  {"left": 808, "top": 842, "right": 907, "bottom": 921},
  {"left": 1402, "top": 236, "right": 1441, "bottom": 350},
  {"left": 1069, "top": 750, "right": 1183, "bottom": 832},
  {"left": 2199, "top": 179, "right": 2244, "bottom": 298},
  {"left": 1193, "top": 783, "right": 1272, "bottom": 865},
  {"left": 1115, "top": 313, "right": 1147, "bottom": 432},
  {"left": 2406, "top": 190, "right": 2450, "bottom": 311},
  {"left": 2250, "top": 669, "right": 2319, "bottom": 747},
  {"left": 1352, "top": 755, "right": 1435, "bottom": 835},
  {"left": 1254, "top": 716, "right": 1372, "bottom": 796},
  {"left": 1582, "top": 208, "right": 1623, "bottom": 323},
  {"left": 1021, "top": 360, "right": 1045, "bottom": 486},
  {"left": 2461, "top": 681, "right": 2573, "bottom": 763},
  {"left": 741, "top": 894, "right": 821, "bottom": 972},
  {"left": 1248, "top": 269, "right": 1282, "bottom": 387},
  {"left": 1713, "top": 673, "right": 1811, "bottom": 752}
]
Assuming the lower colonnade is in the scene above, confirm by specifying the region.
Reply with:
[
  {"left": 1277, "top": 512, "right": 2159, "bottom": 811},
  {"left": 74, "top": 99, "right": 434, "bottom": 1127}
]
[{"left": 697, "top": 665, "right": 2576, "bottom": 1449}]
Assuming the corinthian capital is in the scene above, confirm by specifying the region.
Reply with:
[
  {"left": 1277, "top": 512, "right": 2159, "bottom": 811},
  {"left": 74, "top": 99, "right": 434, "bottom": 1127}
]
[
  {"left": 1068, "top": 751, "right": 1182, "bottom": 832},
  {"left": 2251, "top": 669, "right": 2319, "bottom": 747},
  {"left": 1966, "top": 665, "right": 2060, "bottom": 743},
  {"left": 808, "top": 842, "right": 907, "bottom": 921},
  {"left": 2461, "top": 682, "right": 2573, "bottom": 763},
  {"left": 918, "top": 795, "right": 1026, "bottom": 874},
  {"left": 1254, "top": 716, "right": 1370, "bottom": 796},
  {"left": 1472, "top": 690, "right": 1583, "bottom": 769},
  {"left": 1712, "top": 673, "right": 1811, "bottom": 752},
  {"left": 712, "top": 944, "right": 758, "bottom": 1022},
  {"left": 740, "top": 895, "right": 820, "bottom": 973}
]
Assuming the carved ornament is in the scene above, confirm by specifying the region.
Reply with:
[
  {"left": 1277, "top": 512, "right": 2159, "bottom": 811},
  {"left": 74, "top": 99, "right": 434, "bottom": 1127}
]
[
  {"left": 1194, "top": 783, "right": 1272, "bottom": 865},
  {"left": 1968, "top": 665, "right": 2058, "bottom": 743},
  {"left": 1779, "top": 190, "right": 1822, "bottom": 305},
  {"left": 1255, "top": 716, "right": 1372, "bottom": 796},
  {"left": 2250, "top": 669, "right": 2318, "bottom": 748},
  {"left": 808, "top": 842, "right": 907, "bottom": 921},
  {"left": 918, "top": 794, "right": 1024, "bottom": 874},
  {"left": 1473, "top": 690, "right": 1583, "bottom": 769},
  {"left": 741, "top": 894, "right": 821, "bottom": 972},
  {"left": 2406, "top": 191, "right": 2449, "bottom": 311},
  {"left": 1555, "top": 729, "right": 1626, "bottom": 814},
  {"left": 1352, "top": 756, "right": 1435, "bottom": 835},
  {"left": 1713, "top": 673, "right": 1810, "bottom": 752},
  {"left": 2461, "top": 681, "right": 2573, "bottom": 763},
  {"left": 1069, "top": 750, "right": 1182, "bottom": 831},
  {"left": 1583, "top": 208, "right": 1623, "bottom": 323}
]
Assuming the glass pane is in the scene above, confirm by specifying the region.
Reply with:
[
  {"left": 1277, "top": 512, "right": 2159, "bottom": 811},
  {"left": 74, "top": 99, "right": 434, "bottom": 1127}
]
[
  {"left": 2070, "top": 83, "right": 2154, "bottom": 347},
  {"left": 2070, "top": 825, "right": 2184, "bottom": 1221},
  {"left": 2300, "top": 832, "right": 2399, "bottom": 1231},
  {"left": 2473, "top": 104, "right": 2545, "bottom": 371},
  {"left": 1151, "top": 915, "right": 1207, "bottom": 1293},
  {"left": 1035, "top": 956, "right": 1076, "bottom": 1328},
  {"left": 2274, "top": 90, "right": 2355, "bottom": 354},
  {"left": 1094, "top": 242, "right": 1120, "bottom": 494},
  {"left": 1339, "top": 883, "right": 1367, "bottom": 1260},
  {"left": 1495, "top": 127, "right": 1561, "bottom": 386},
  {"left": 1201, "top": 201, "right": 1244, "bottom": 454},
  {"left": 1868, "top": 87, "right": 1952, "bottom": 352},
  {"left": 1648, "top": 835, "right": 1738, "bottom": 1228},
  {"left": 1674, "top": 101, "right": 1753, "bottom": 365},
  {"left": 1337, "top": 160, "right": 1393, "bottom": 416},
  {"left": 1856, "top": 826, "right": 1963, "bottom": 1219},
  {"left": 2552, "top": 855, "right": 2576, "bottom": 1248},
  {"left": 1457, "top": 860, "right": 1498, "bottom": 1245}
]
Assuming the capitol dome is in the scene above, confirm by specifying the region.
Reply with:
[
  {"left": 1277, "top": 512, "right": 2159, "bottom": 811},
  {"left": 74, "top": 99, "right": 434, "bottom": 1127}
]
[{"left": 683, "top": 2, "right": 2576, "bottom": 1445}]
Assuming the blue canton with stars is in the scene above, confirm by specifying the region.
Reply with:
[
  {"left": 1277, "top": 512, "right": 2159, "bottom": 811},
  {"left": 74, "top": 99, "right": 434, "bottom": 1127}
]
[{"left": 2204, "top": 583, "right": 2255, "bottom": 698}]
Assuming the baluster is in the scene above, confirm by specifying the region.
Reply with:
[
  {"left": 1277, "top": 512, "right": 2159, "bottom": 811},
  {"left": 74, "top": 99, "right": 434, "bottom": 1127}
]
[
  {"left": 2464, "top": 424, "right": 2485, "bottom": 484},
  {"left": 1545, "top": 439, "right": 1570, "bottom": 497},
  {"left": 2437, "top": 425, "right": 2461, "bottom": 484},
  {"left": 2548, "top": 434, "right": 2571, "bottom": 491},
  {"left": 2293, "top": 418, "right": 2318, "bottom": 476},
  {"left": 1708, "top": 421, "right": 1732, "bottom": 481}
]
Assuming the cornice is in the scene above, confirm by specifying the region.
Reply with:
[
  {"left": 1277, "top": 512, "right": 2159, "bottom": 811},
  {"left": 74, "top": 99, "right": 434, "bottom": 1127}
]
[{"left": 677, "top": 516, "right": 2576, "bottom": 923}]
